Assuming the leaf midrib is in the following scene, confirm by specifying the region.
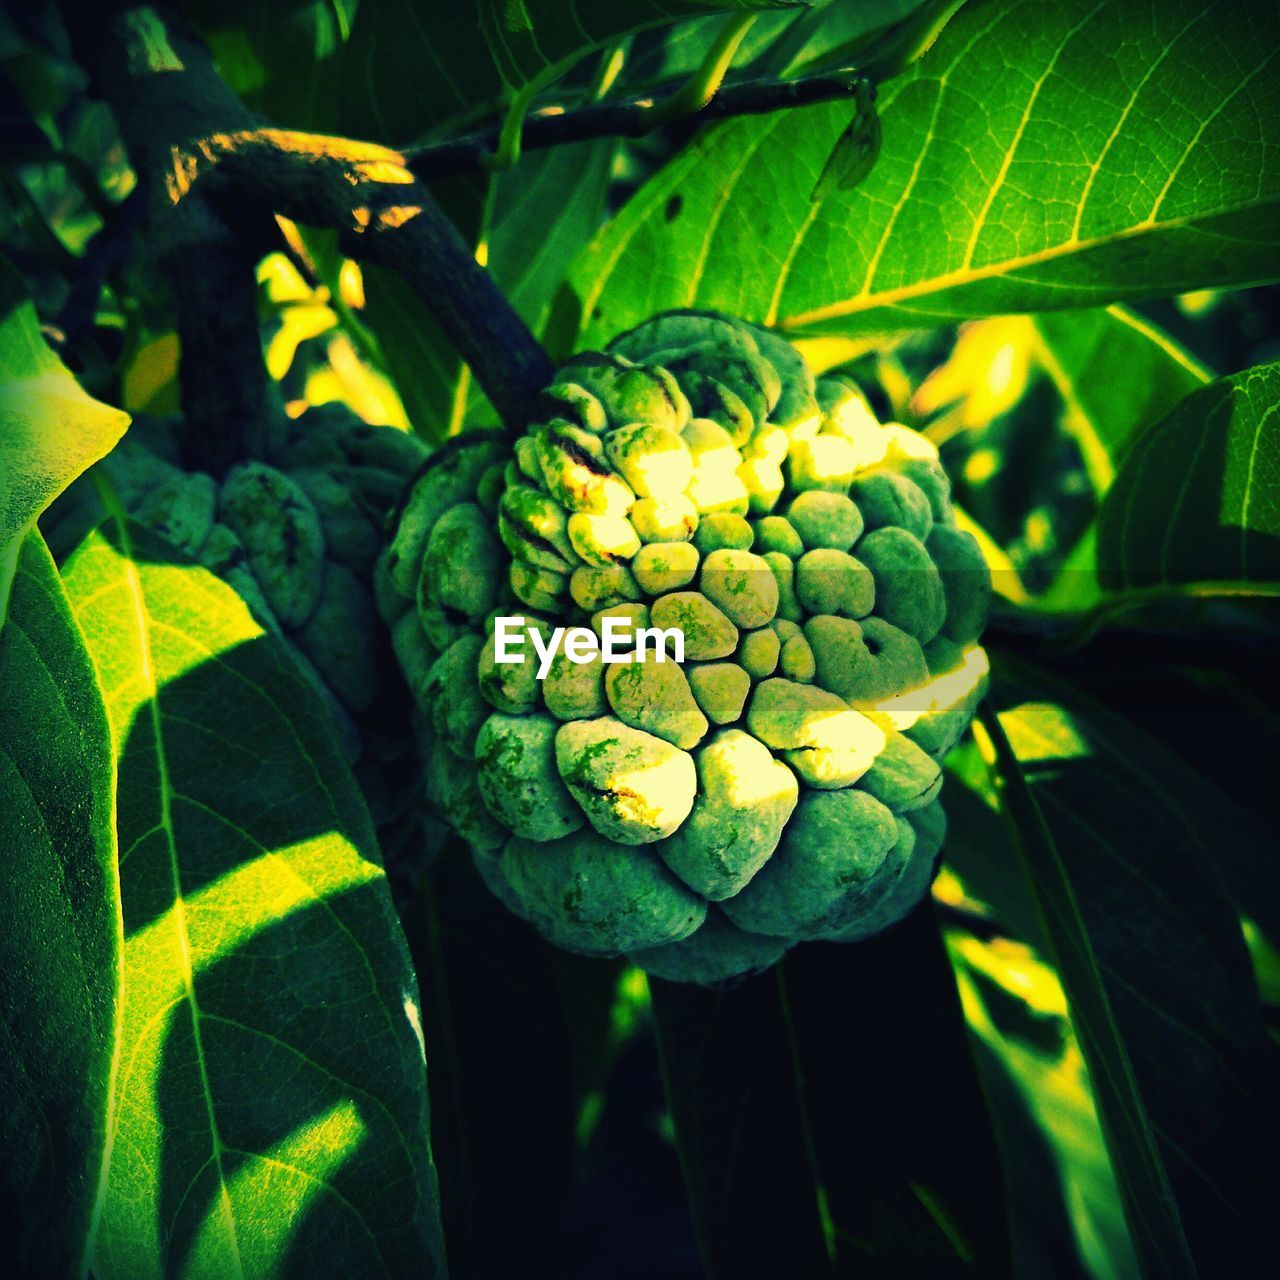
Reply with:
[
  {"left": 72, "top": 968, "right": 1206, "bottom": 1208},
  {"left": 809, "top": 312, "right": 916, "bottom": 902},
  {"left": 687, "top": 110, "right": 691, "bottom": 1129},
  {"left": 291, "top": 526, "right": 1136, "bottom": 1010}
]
[
  {"left": 104, "top": 511, "right": 246, "bottom": 1280},
  {"left": 776, "top": 190, "right": 1280, "bottom": 331}
]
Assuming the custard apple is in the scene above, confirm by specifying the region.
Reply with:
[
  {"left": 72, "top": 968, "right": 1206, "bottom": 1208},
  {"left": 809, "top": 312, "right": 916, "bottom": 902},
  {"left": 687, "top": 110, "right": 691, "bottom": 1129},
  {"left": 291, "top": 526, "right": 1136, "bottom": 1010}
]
[{"left": 381, "top": 311, "right": 991, "bottom": 984}]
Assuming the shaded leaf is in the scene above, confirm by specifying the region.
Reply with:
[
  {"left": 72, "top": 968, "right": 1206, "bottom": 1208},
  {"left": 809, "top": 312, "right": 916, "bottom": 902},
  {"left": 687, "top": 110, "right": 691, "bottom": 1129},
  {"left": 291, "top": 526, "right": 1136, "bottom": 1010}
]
[
  {"left": 651, "top": 904, "right": 1011, "bottom": 1278},
  {"left": 980, "top": 658, "right": 1280, "bottom": 1277},
  {"left": 0, "top": 534, "right": 120, "bottom": 1278},
  {"left": 0, "top": 256, "right": 128, "bottom": 616},
  {"left": 622, "top": 0, "right": 930, "bottom": 87},
  {"left": 62, "top": 522, "right": 444, "bottom": 1279},
  {"left": 784, "top": 908, "right": 1012, "bottom": 1277},
  {"left": 570, "top": 0, "right": 1280, "bottom": 344},
  {"left": 185, "top": 0, "right": 355, "bottom": 131},
  {"left": 342, "top": 0, "right": 786, "bottom": 145},
  {"left": 401, "top": 839, "right": 622, "bottom": 1278},
  {"left": 1097, "top": 361, "right": 1280, "bottom": 588},
  {"left": 650, "top": 968, "right": 833, "bottom": 1278},
  {"left": 1031, "top": 306, "right": 1210, "bottom": 494},
  {"left": 810, "top": 80, "right": 881, "bottom": 201}
]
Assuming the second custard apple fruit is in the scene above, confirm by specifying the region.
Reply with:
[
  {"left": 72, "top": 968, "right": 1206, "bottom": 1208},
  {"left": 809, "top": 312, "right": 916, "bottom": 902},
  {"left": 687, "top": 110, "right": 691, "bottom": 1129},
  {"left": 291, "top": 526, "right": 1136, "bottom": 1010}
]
[{"left": 382, "top": 311, "right": 992, "bottom": 985}]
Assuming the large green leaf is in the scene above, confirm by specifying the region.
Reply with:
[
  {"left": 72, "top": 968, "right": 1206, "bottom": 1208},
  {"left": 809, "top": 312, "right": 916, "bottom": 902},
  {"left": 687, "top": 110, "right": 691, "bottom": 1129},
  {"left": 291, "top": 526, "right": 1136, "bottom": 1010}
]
[
  {"left": 569, "top": 0, "right": 1280, "bottom": 344},
  {"left": 979, "top": 659, "right": 1279, "bottom": 1278},
  {"left": 0, "top": 257, "right": 128, "bottom": 617},
  {"left": 0, "top": 534, "right": 120, "bottom": 1279},
  {"left": 62, "top": 521, "right": 444, "bottom": 1279},
  {"left": 1096, "top": 361, "right": 1280, "bottom": 589},
  {"left": 342, "top": 0, "right": 784, "bottom": 145},
  {"left": 652, "top": 903, "right": 1011, "bottom": 1278},
  {"left": 1031, "top": 306, "right": 1210, "bottom": 495}
]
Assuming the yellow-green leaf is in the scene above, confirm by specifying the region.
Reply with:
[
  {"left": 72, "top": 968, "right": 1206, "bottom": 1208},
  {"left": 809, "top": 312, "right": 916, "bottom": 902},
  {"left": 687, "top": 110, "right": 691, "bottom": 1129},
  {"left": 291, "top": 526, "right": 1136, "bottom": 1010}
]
[
  {"left": 570, "top": 0, "right": 1280, "bottom": 344},
  {"left": 0, "top": 257, "right": 129, "bottom": 617},
  {"left": 63, "top": 520, "right": 444, "bottom": 1280}
]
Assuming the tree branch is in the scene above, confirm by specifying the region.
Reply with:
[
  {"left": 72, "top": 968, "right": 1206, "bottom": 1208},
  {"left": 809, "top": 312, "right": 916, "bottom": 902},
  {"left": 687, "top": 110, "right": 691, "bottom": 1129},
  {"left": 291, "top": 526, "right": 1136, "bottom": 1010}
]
[
  {"left": 55, "top": 182, "right": 148, "bottom": 350},
  {"left": 82, "top": 4, "right": 552, "bottom": 447},
  {"left": 407, "top": 68, "right": 871, "bottom": 181}
]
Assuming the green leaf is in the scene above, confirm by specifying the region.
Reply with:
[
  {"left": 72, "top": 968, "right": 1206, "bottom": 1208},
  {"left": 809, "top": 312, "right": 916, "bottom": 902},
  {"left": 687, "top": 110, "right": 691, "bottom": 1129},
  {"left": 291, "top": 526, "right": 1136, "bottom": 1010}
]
[
  {"left": 650, "top": 969, "right": 835, "bottom": 1278},
  {"left": 0, "top": 533, "right": 121, "bottom": 1279},
  {"left": 62, "top": 521, "right": 444, "bottom": 1280},
  {"left": 948, "top": 933, "right": 1138, "bottom": 1280},
  {"left": 400, "top": 840, "right": 623, "bottom": 1275},
  {"left": 360, "top": 177, "right": 484, "bottom": 441},
  {"left": 477, "top": 0, "right": 783, "bottom": 94},
  {"left": 978, "top": 659, "right": 1279, "bottom": 1278},
  {"left": 186, "top": 0, "right": 356, "bottom": 131},
  {"left": 620, "top": 0, "right": 932, "bottom": 88},
  {"left": 783, "top": 908, "right": 1013, "bottom": 1276},
  {"left": 1096, "top": 360, "right": 1280, "bottom": 589},
  {"left": 1031, "top": 306, "right": 1210, "bottom": 495},
  {"left": 342, "top": 0, "right": 785, "bottom": 144},
  {"left": 569, "top": 0, "right": 1280, "bottom": 345},
  {"left": 0, "top": 256, "right": 128, "bottom": 617},
  {"left": 652, "top": 904, "right": 1011, "bottom": 1278}
]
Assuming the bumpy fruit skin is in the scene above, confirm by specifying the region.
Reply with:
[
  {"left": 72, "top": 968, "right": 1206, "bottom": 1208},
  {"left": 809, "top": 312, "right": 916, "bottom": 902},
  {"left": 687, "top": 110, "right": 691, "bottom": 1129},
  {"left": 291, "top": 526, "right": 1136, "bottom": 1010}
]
[
  {"left": 45, "top": 405, "right": 431, "bottom": 866},
  {"left": 383, "top": 311, "right": 992, "bottom": 985}
]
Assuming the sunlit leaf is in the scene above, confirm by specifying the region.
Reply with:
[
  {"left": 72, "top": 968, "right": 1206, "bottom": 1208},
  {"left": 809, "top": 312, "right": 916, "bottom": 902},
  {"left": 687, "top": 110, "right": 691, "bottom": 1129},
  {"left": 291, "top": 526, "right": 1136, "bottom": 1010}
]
[
  {"left": 63, "top": 521, "right": 444, "bottom": 1280},
  {"left": 913, "top": 318, "right": 1034, "bottom": 430},
  {"left": 569, "top": 0, "right": 1280, "bottom": 345},
  {"left": 0, "top": 256, "right": 128, "bottom": 617},
  {"left": 978, "top": 659, "right": 1279, "bottom": 1278},
  {"left": 1097, "top": 360, "right": 1280, "bottom": 588},
  {"left": 949, "top": 934, "right": 1138, "bottom": 1280},
  {"left": 121, "top": 333, "right": 181, "bottom": 415},
  {"left": 0, "top": 534, "right": 120, "bottom": 1279}
]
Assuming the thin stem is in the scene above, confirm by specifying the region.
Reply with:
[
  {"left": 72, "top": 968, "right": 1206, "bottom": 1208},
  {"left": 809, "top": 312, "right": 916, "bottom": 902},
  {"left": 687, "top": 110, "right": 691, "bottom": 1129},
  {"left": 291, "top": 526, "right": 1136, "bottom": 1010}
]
[
  {"left": 407, "top": 67, "right": 871, "bottom": 181},
  {"left": 647, "top": 13, "right": 757, "bottom": 130}
]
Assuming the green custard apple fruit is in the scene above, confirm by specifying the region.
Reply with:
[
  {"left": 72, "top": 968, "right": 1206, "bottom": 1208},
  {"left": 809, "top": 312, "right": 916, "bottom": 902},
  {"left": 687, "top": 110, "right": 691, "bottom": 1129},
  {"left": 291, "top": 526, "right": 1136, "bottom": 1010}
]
[
  {"left": 381, "top": 311, "right": 992, "bottom": 984},
  {"left": 45, "top": 404, "right": 433, "bottom": 872}
]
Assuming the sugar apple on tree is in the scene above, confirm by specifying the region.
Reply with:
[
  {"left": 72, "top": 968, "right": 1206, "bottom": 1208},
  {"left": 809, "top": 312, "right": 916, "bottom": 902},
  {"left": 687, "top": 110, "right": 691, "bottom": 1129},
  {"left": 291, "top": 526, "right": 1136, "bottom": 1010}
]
[
  {"left": 44, "top": 403, "right": 432, "bottom": 870},
  {"left": 380, "top": 311, "right": 992, "bottom": 985}
]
